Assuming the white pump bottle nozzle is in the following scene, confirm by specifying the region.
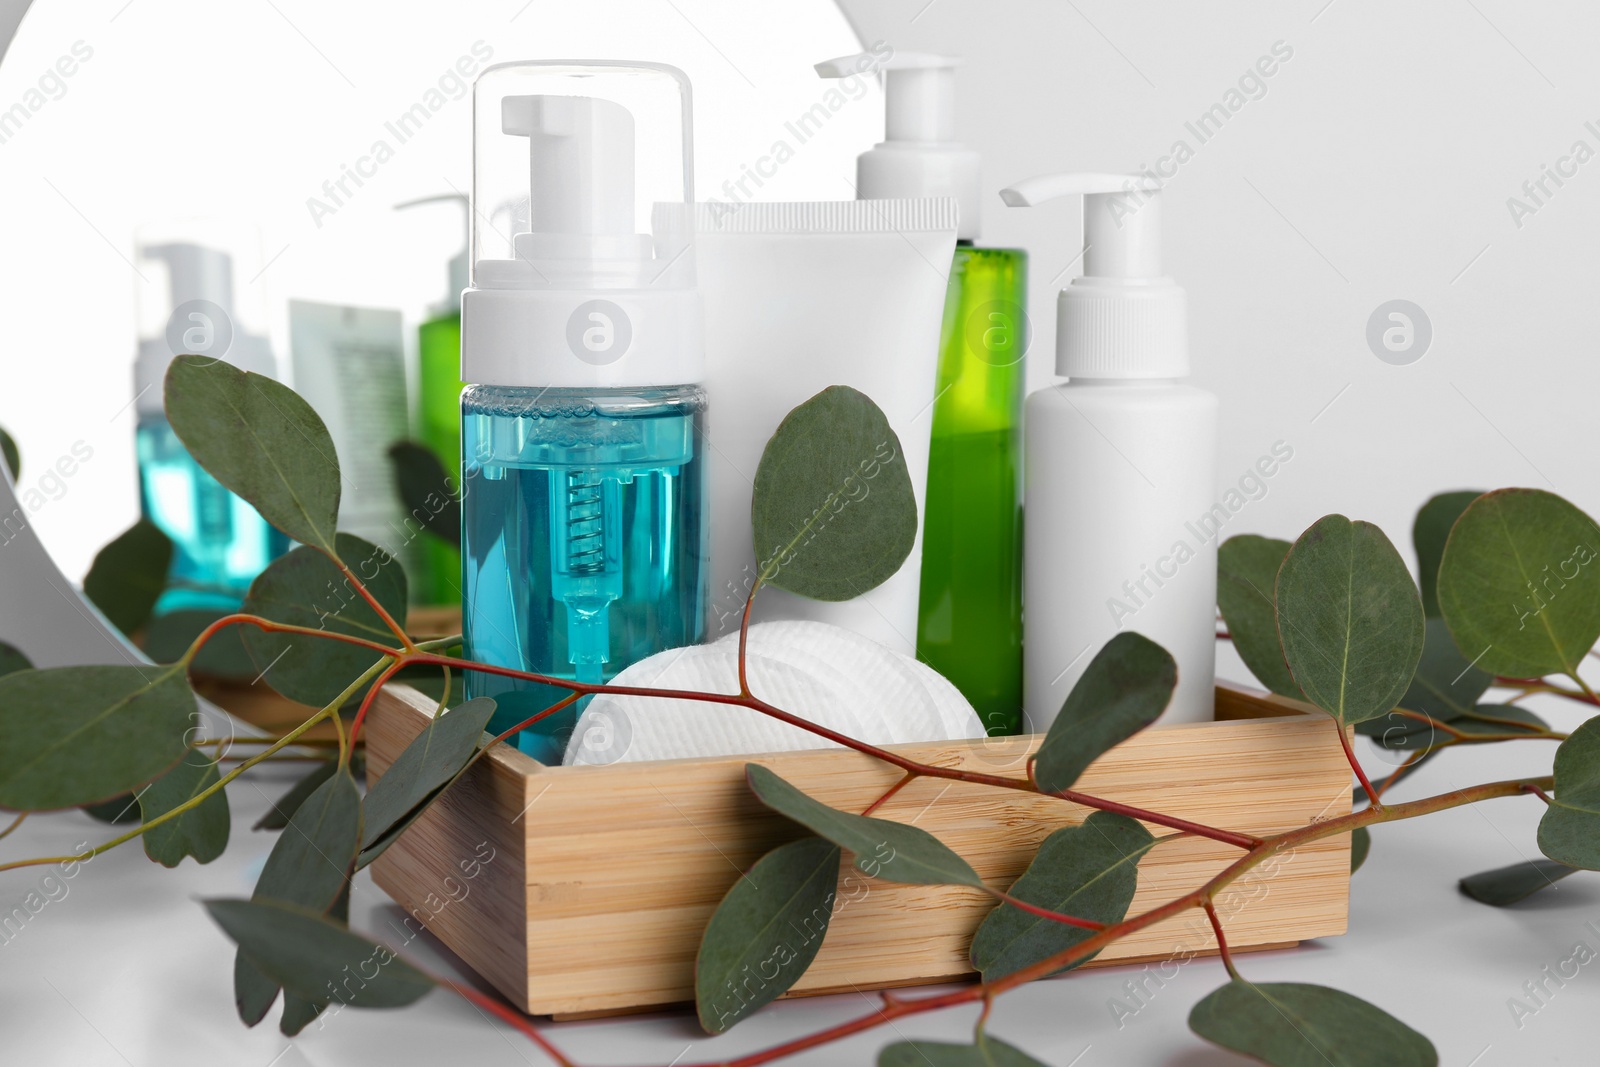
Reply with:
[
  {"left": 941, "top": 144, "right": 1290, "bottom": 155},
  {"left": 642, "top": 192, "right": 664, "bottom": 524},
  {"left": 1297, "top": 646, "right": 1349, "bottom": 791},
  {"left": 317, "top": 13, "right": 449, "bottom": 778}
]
[
  {"left": 134, "top": 240, "right": 276, "bottom": 415},
  {"left": 1001, "top": 172, "right": 1186, "bottom": 379},
  {"left": 143, "top": 242, "right": 235, "bottom": 312},
  {"left": 395, "top": 194, "right": 468, "bottom": 318},
  {"left": 816, "top": 50, "right": 981, "bottom": 240},
  {"left": 501, "top": 94, "right": 650, "bottom": 275}
]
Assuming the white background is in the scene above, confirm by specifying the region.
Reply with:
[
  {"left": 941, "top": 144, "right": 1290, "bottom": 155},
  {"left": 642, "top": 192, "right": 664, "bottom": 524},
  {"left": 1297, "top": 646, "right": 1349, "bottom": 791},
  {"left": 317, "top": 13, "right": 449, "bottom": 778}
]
[{"left": 837, "top": 0, "right": 1597, "bottom": 591}]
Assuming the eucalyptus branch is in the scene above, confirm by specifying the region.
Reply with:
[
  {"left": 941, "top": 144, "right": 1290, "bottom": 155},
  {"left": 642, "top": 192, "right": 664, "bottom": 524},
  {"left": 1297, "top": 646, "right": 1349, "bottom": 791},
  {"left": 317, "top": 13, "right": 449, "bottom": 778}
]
[
  {"left": 986, "top": 889, "right": 1104, "bottom": 931},
  {"left": 1202, "top": 898, "right": 1241, "bottom": 981},
  {"left": 666, "top": 775, "right": 1552, "bottom": 1067},
  {"left": 438, "top": 976, "right": 575, "bottom": 1066},
  {"left": 737, "top": 575, "right": 761, "bottom": 698},
  {"left": 1568, "top": 670, "right": 1600, "bottom": 706},
  {"left": 182, "top": 612, "right": 402, "bottom": 663},
  {"left": 328, "top": 552, "right": 417, "bottom": 654},
  {"left": 404, "top": 651, "right": 1261, "bottom": 850},
  {"left": 1497, "top": 678, "right": 1600, "bottom": 706},
  {"left": 1338, "top": 726, "right": 1383, "bottom": 809},
  {"left": 0, "top": 811, "right": 26, "bottom": 843},
  {"left": 0, "top": 660, "right": 387, "bottom": 876}
]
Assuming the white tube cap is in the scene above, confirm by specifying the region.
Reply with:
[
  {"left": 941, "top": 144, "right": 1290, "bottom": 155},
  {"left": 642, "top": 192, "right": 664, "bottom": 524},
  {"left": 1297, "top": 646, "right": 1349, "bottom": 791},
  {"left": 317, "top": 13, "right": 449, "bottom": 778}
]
[
  {"left": 816, "top": 50, "right": 982, "bottom": 241},
  {"left": 1001, "top": 172, "right": 1187, "bottom": 379}
]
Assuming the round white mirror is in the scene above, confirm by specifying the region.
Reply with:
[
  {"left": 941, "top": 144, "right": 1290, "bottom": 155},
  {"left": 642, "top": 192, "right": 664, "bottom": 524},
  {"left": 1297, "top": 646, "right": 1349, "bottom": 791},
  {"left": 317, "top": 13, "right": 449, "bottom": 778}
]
[{"left": 0, "top": 0, "right": 877, "bottom": 666}]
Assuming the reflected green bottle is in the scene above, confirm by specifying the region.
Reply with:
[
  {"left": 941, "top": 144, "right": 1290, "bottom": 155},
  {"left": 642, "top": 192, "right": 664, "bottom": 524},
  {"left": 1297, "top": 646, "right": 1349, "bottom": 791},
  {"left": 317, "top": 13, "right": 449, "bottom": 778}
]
[
  {"left": 398, "top": 193, "right": 469, "bottom": 607},
  {"left": 916, "top": 243, "right": 1027, "bottom": 735},
  {"left": 416, "top": 308, "right": 463, "bottom": 606}
]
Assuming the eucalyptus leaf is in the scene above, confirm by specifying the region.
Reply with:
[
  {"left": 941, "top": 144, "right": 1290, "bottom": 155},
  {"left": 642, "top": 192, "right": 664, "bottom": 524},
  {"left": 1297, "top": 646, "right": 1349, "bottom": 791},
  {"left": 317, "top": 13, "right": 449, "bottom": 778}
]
[
  {"left": 1217, "top": 535, "right": 1299, "bottom": 697},
  {"left": 0, "top": 664, "right": 195, "bottom": 811},
  {"left": 0, "top": 424, "right": 17, "bottom": 479},
  {"left": 387, "top": 441, "right": 461, "bottom": 548},
  {"left": 695, "top": 837, "right": 841, "bottom": 1034},
  {"left": 0, "top": 640, "right": 32, "bottom": 679},
  {"left": 279, "top": 884, "right": 349, "bottom": 1035},
  {"left": 241, "top": 533, "right": 407, "bottom": 707},
  {"left": 878, "top": 1036, "right": 1049, "bottom": 1066},
  {"left": 253, "top": 768, "right": 361, "bottom": 910},
  {"left": 1455, "top": 704, "right": 1548, "bottom": 737},
  {"left": 142, "top": 610, "right": 256, "bottom": 680},
  {"left": 751, "top": 386, "right": 917, "bottom": 601},
  {"left": 970, "top": 812, "right": 1154, "bottom": 981},
  {"left": 1400, "top": 617, "right": 1491, "bottom": 721},
  {"left": 236, "top": 768, "right": 362, "bottom": 1024},
  {"left": 164, "top": 355, "right": 340, "bottom": 551},
  {"left": 1189, "top": 980, "right": 1437, "bottom": 1066},
  {"left": 1538, "top": 716, "right": 1600, "bottom": 869},
  {"left": 278, "top": 993, "right": 327, "bottom": 1037},
  {"left": 1350, "top": 827, "right": 1371, "bottom": 873},
  {"left": 357, "top": 697, "right": 496, "bottom": 866},
  {"left": 1032, "top": 632, "right": 1176, "bottom": 795},
  {"left": 1438, "top": 489, "right": 1600, "bottom": 680},
  {"left": 745, "top": 764, "right": 982, "bottom": 887},
  {"left": 82, "top": 519, "right": 174, "bottom": 637},
  {"left": 205, "top": 899, "right": 433, "bottom": 1009},
  {"left": 234, "top": 951, "right": 280, "bottom": 1026},
  {"left": 1275, "top": 515, "right": 1425, "bottom": 727},
  {"left": 80, "top": 794, "right": 142, "bottom": 824},
  {"left": 139, "top": 752, "right": 230, "bottom": 867},
  {"left": 253, "top": 759, "right": 338, "bottom": 832},
  {"left": 1414, "top": 490, "right": 1481, "bottom": 617},
  {"left": 1460, "top": 858, "right": 1578, "bottom": 906}
]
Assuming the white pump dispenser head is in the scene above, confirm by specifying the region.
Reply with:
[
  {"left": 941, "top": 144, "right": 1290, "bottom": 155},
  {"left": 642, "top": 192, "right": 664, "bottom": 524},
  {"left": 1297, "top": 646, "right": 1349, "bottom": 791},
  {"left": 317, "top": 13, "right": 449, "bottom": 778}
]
[
  {"left": 816, "top": 51, "right": 981, "bottom": 240},
  {"left": 395, "top": 194, "right": 469, "bottom": 318},
  {"left": 502, "top": 94, "right": 653, "bottom": 278},
  {"left": 463, "top": 61, "right": 700, "bottom": 389},
  {"left": 1001, "top": 173, "right": 1187, "bottom": 379}
]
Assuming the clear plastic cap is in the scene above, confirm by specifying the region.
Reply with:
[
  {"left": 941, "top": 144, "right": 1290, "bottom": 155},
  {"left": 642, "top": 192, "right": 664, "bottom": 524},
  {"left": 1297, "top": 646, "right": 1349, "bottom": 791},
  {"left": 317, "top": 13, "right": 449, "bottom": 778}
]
[{"left": 471, "top": 61, "right": 694, "bottom": 292}]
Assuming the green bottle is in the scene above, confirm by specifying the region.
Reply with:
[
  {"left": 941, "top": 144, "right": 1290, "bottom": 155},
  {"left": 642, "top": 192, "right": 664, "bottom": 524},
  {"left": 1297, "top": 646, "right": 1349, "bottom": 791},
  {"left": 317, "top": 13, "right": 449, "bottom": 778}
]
[
  {"left": 398, "top": 195, "right": 468, "bottom": 606},
  {"left": 918, "top": 244, "right": 1027, "bottom": 736},
  {"left": 818, "top": 49, "right": 1028, "bottom": 734}
]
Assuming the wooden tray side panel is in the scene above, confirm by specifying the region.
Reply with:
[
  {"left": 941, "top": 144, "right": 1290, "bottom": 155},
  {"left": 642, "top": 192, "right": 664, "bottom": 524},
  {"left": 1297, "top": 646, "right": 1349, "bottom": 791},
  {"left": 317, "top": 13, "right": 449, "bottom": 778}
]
[
  {"left": 366, "top": 689, "right": 536, "bottom": 1006},
  {"left": 366, "top": 685, "right": 1352, "bottom": 1018}
]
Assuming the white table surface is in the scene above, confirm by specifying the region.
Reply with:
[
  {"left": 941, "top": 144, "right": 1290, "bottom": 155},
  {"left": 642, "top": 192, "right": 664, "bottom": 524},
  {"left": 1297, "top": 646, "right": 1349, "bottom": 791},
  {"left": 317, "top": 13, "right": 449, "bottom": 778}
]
[{"left": 3, "top": 674, "right": 1594, "bottom": 1067}]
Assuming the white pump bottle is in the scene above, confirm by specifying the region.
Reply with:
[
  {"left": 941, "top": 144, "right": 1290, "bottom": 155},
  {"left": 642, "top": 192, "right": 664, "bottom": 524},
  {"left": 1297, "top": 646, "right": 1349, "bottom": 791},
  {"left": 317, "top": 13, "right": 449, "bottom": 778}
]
[{"left": 1005, "top": 173, "right": 1218, "bottom": 728}]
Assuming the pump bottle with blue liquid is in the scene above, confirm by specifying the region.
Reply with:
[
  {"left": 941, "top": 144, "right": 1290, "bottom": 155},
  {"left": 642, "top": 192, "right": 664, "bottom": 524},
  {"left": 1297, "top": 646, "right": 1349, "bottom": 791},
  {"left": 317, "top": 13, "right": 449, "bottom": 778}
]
[
  {"left": 461, "top": 62, "right": 708, "bottom": 762},
  {"left": 134, "top": 240, "right": 288, "bottom": 613}
]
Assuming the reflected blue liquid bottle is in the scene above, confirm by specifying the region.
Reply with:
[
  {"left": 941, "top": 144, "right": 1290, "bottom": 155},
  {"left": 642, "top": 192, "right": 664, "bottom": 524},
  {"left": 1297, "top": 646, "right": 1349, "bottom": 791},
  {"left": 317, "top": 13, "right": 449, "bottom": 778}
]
[
  {"left": 136, "top": 412, "right": 289, "bottom": 613},
  {"left": 462, "top": 385, "right": 707, "bottom": 763}
]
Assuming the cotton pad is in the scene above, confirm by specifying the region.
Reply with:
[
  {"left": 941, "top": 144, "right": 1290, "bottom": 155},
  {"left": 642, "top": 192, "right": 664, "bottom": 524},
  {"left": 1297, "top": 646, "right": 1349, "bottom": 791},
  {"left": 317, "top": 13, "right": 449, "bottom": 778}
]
[{"left": 562, "top": 620, "right": 986, "bottom": 765}]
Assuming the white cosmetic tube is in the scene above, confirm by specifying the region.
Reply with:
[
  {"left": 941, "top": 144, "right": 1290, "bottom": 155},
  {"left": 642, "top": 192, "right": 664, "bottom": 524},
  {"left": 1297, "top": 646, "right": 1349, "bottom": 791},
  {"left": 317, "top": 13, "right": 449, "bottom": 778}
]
[{"left": 689, "top": 198, "right": 958, "bottom": 654}]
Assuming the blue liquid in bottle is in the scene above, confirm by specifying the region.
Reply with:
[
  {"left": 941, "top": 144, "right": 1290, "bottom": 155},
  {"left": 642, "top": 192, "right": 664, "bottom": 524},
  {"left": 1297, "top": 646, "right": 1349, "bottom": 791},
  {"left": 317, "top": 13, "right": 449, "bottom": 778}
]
[
  {"left": 461, "top": 384, "right": 708, "bottom": 763},
  {"left": 136, "top": 413, "right": 289, "bottom": 613}
]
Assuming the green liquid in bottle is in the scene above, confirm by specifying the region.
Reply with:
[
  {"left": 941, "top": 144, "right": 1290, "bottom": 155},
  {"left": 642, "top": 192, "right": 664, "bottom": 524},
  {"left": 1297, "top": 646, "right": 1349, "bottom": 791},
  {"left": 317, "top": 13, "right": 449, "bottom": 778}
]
[
  {"left": 916, "top": 244, "right": 1027, "bottom": 735},
  {"left": 416, "top": 310, "right": 464, "bottom": 606}
]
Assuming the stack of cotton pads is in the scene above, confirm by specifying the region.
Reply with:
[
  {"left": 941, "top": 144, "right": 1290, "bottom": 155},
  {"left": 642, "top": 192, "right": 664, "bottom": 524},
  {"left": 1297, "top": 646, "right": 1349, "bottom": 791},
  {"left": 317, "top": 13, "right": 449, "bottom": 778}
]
[{"left": 562, "top": 620, "right": 986, "bottom": 765}]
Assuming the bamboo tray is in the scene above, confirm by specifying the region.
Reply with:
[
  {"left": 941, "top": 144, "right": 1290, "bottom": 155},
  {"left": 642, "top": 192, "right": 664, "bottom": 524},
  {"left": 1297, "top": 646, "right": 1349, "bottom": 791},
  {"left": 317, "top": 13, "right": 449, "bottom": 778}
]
[{"left": 365, "top": 682, "right": 1352, "bottom": 1019}]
